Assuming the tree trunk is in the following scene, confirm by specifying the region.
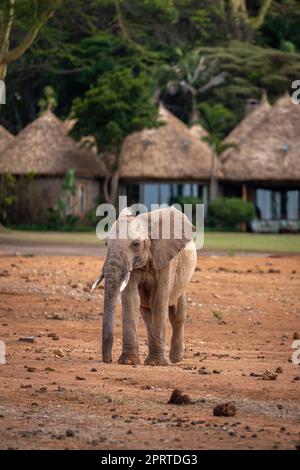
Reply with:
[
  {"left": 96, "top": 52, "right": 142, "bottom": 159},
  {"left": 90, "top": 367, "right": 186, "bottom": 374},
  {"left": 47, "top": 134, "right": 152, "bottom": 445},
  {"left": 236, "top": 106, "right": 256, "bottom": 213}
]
[
  {"left": 0, "top": 0, "right": 58, "bottom": 82},
  {"left": 209, "top": 150, "right": 218, "bottom": 201},
  {"left": 103, "top": 171, "right": 120, "bottom": 205}
]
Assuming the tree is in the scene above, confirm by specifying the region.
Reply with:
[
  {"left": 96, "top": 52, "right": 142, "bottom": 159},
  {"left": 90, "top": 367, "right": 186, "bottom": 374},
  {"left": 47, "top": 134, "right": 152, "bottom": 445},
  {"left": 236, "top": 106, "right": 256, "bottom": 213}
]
[
  {"left": 72, "top": 67, "right": 161, "bottom": 204},
  {"left": 220, "top": 0, "right": 273, "bottom": 41},
  {"left": 198, "top": 103, "right": 237, "bottom": 200},
  {"left": 0, "top": 0, "right": 60, "bottom": 81}
]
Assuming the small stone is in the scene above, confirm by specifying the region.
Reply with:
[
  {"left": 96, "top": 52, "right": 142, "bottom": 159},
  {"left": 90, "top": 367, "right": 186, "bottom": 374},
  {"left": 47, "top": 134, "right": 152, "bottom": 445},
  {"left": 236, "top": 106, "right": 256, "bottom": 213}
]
[
  {"left": 46, "top": 313, "right": 64, "bottom": 320},
  {"left": 275, "top": 367, "right": 283, "bottom": 374},
  {"left": 293, "top": 376, "right": 300, "bottom": 381},
  {"left": 76, "top": 375, "right": 86, "bottom": 381},
  {"left": 168, "top": 389, "right": 192, "bottom": 405},
  {"left": 66, "top": 429, "right": 75, "bottom": 437},
  {"left": 213, "top": 402, "right": 236, "bottom": 417},
  {"left": 293, "top": 332, "right": 300, "bottom": 340},
  {"left": 48, "top": 333, "right": 60, "bottom": 340},
  {"left": 54, "top": 349, "right": 64, "bottom": 357},
  {"left": 91, "top": 368, "right": 97, "bottom": 372},
  {"left": 19, "top": 336, "right": 36, "bottom": 343},
  {"left": 45, "top": 367, "right": 55, "bottom": 372},
  {"left": 26, "top": 367, "right": 36, "bottom": 373},
  {"left": 262, "top": 369, "right": 277, "bottom": 380},
  {"left": 20, "top": 383, "right": 32, "bottom": 389}
]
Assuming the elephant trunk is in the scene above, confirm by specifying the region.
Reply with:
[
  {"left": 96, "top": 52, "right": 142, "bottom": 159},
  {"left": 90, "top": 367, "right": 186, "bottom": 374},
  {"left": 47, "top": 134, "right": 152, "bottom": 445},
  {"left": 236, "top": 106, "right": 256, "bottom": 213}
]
[
  {"left": 102, "top": 278, "right": 119, "bottom": 363},
  {"left": 101, "top": 251, "right": 131, "bottom": 363}
]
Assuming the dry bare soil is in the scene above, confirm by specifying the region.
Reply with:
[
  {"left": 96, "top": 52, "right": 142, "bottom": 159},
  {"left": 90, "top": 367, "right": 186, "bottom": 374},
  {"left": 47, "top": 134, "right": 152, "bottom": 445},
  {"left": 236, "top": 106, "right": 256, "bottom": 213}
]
[{"left": 0, "top": 254, "right": 299, "bottom": 450}]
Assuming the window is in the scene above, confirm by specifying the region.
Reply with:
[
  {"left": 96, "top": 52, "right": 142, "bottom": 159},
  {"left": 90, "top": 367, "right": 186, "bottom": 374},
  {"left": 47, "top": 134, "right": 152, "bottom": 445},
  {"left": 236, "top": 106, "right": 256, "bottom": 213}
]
[
  {"left": 141, "top": 183, "right": 203, "bottom": 210},
  {"left": 256, "top": 189, "right": 300, "bottom": 220},
  {"left": 79, "top": 185, "right": 85, "bottom": 215}
]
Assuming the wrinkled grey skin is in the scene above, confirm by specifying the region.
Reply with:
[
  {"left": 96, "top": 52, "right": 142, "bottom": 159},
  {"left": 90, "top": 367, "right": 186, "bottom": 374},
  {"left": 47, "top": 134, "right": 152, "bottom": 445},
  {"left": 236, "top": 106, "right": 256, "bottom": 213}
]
[{"left": 93, "top": 206, "right": 197, "bottom": 366}]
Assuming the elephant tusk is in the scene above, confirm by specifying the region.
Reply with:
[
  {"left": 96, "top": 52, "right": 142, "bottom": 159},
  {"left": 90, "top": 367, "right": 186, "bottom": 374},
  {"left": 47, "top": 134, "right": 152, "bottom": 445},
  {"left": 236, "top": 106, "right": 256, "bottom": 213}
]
[
  {"left": 91, "top": 272, "right": 104, "bottom": 290},
  {"left": 119, "top": 272, "right": 131, "bottom": 292}
]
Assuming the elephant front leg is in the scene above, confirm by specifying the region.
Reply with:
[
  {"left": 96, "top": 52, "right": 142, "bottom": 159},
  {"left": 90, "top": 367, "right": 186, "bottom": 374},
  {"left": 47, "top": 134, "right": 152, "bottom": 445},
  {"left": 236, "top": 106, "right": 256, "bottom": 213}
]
[
  {"left": 118, "top": 280, "right": 140, "bottom": 365},
  {"left": 144, "top": 292, "right": 170, "bottom": 366},
  {"left": 169, "top": 293, "right": 186, "bottom": 363}
]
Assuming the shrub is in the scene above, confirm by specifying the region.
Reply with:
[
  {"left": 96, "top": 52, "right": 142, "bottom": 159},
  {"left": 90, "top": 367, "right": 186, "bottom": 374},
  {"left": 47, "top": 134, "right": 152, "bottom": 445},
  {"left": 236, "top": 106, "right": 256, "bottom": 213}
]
[
  {"left": 170, "top": 196, "right": 203, "bottom": 226},
  {"left": 208, "top": 197, "right": 255, "bottom": 230}
]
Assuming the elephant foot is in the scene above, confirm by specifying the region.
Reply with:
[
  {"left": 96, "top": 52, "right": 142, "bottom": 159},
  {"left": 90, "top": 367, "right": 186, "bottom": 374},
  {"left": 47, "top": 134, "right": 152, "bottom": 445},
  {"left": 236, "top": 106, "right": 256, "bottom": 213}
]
[
  {"left": 169, "top": 344, "right": 185, "bottom": 363},
  {"left": 144, "top": 355, "right": 171, "bottom": 366},
  {"left": 118, "top": 352, "right": 140, "bottom": 365}
]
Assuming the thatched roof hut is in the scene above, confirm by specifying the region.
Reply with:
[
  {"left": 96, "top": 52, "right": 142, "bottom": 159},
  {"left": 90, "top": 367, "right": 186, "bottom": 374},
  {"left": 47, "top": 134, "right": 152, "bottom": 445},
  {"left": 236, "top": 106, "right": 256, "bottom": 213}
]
[
  {"left": 222, "top": 93, "right": 300, "bottom": 184},
  {"left": 0, "top": 124, "right": 14, "bottom": 154},
  {"left": 189, "top": 123, "right": 208, "bottom": 140},
  {"left": 0, "top": 111, "right": 105, "bottom": 177},
  {"left": 120, "top": 105, "right": 214, "bottom": 181}
]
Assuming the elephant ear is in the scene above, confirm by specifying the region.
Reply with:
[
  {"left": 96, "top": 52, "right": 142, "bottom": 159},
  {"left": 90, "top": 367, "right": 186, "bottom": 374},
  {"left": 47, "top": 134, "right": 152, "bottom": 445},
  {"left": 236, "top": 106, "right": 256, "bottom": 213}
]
[{"left": 140, "top": 207, "right": 195, "bottom": 271}]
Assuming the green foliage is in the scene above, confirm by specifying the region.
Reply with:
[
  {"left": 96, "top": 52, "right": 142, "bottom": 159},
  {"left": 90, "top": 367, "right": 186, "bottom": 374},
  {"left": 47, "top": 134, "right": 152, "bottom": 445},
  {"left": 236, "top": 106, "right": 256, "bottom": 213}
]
[
  {"left": 208, "top": 197, "right": 255, "bottom": 230},
  {"left": 172, "top": 195, "right": 202, "bottom": 207},
  {"left": 72, "top": 67, "right": 160, "bottom": 153},
  {"left": 62, "top": 168, "right": 76, "bottom": 195},
  {"left": 197, "top": 103, "right": 235, "bottom": 139},
  {"left": 52, "top": 169, "right": 77, "bottom": 227},
  {"left": 38, "top": 86, "right": 57, "bottom": 113},
  {"left": 1, "top": 0, "right": 300, "bottom": 141},
  {"left": 171, "top": 195, "right": 202, "bottom": 225}
]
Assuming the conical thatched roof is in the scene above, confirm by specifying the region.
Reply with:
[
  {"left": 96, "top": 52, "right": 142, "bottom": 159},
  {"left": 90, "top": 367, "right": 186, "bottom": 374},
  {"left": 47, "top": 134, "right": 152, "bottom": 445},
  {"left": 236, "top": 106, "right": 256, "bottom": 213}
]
[
  {"left": 120, "top": 105, "right": 214, "bottom": 181},
  {"left": 0, "top": 124, "right": 14, "bottom": 153},
  {"left": 0, "top": 111, "right": 105, "bottom": 177},
  {"left": 189, "top": 123, "right": 208, "bottom": 140},
  {"left": 222, "top": 93, "right": 300, "bottom": 183}
]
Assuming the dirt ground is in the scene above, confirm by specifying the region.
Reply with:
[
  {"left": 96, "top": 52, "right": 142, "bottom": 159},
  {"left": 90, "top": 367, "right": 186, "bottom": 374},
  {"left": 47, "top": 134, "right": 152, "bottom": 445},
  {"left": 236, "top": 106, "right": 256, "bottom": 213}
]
[{"left": 0, "top": 253, "right": 299, "bottom": 450}]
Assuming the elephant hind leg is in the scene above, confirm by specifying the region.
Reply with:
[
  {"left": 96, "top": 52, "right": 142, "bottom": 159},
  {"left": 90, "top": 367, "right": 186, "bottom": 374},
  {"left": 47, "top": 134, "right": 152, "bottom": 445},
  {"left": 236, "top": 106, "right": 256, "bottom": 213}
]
[{"left": 169, "top": 293, "right": 186, "bottom": 363}]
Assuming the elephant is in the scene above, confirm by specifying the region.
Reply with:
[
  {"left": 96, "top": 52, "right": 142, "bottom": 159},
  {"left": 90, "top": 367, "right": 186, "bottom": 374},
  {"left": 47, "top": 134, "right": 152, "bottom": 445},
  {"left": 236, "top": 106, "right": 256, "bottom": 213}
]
[{"left": 92, "top": 206, "right": 197, "bottom": 366}]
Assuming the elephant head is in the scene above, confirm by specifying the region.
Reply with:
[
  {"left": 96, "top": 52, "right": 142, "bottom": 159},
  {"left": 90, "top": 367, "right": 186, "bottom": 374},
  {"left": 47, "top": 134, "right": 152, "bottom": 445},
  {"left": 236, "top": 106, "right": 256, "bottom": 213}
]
[{"left": 92, "top": 206, "right": 194, "bottom": 363}]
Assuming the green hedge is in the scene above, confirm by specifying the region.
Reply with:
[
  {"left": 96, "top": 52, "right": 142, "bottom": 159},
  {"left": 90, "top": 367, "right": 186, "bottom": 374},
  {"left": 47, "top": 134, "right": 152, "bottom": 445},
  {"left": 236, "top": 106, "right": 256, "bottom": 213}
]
[{"left": 208, "top": 197, "right": 255, "bottom": 230}]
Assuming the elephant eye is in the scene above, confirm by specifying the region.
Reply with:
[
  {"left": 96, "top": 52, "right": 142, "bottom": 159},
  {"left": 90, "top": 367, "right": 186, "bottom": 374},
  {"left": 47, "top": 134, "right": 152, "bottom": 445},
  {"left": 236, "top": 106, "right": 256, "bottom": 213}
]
[{"left": 132, "top": 239, "right": 140, "bottom": 249}]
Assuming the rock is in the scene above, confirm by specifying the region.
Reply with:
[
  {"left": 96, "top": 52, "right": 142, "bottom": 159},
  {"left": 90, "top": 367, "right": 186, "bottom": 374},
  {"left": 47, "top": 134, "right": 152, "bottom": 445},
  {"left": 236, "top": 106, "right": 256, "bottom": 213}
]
[
  {"left": 20, "top": 383, "right": 32, "bottom": 389},
  {"left": 19, "top": 336, "right": 36, "bottom": 343},
  {"left": 25, "top": 366, "right": 36, "bottom": 373},
  {"left": 45, "top": 367, "right": 55, "bottom": 372},
  {"left": 46, "top": 313, "right": 64, "bottom": 320},
  {"left": 262, "top": 369, "right": 277, "bottom": 380},
  {"left": 293, "top": 376, "right": 300, "bottom": 381},
  {"left": 293, "top": 332, "right": 300, "bottom": 340},
  {"left": 91, "top": 368, "right": 97, "bottom": 372},
  {"left": 168, "top": 389, "right": 192, "bottom": 405},
  {"left": 66, "top": 429, "right": 75, "bottom": 437},
  {"left": 213, "top": 402, "right": 236, "bottom": 417},
  {"left": 275, "top": 367, "right": 283, "bottom": 374},
  {"left": 198, "top": 367, "right": 211, "bottom": 375},
  {"left": 54, "top": 349, "right": 64, "bottom": 357},
  {"left": 76, "top": 375, "right": 86, "bottom": 381}
]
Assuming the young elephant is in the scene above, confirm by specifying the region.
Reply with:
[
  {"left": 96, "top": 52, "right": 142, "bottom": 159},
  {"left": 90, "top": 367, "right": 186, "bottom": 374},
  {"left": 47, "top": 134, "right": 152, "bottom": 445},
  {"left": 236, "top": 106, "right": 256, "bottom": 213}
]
[{"left": 92, "top": 206, "right": 197, "bottom": 366}]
